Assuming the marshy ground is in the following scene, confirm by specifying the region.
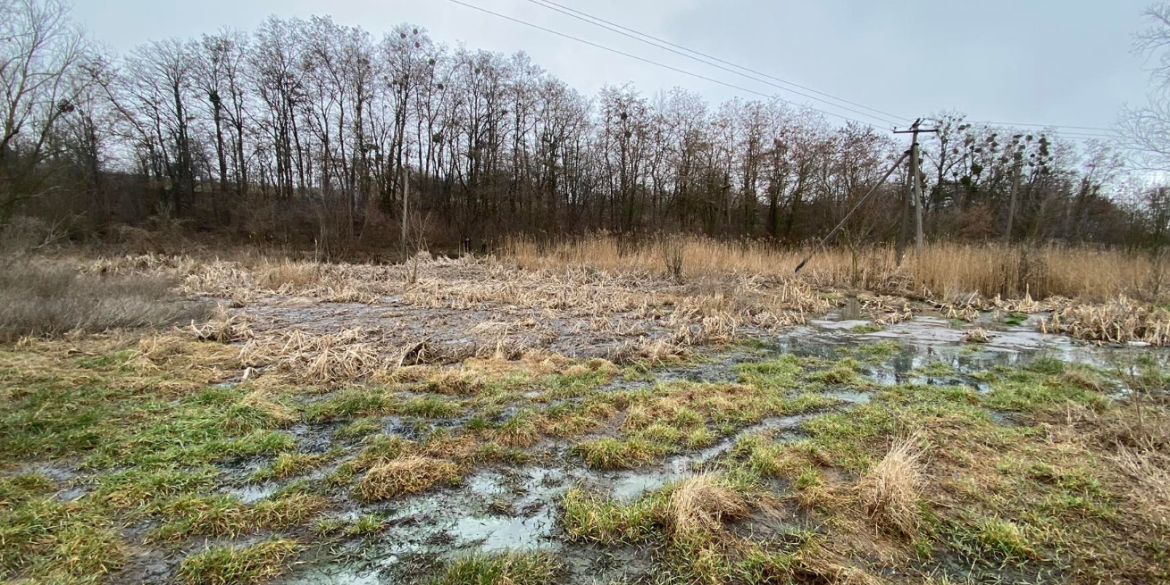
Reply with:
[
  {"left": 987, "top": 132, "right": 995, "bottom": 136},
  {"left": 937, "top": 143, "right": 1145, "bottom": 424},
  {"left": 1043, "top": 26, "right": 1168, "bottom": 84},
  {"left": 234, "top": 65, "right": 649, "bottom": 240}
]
[{"left": 1, "top": 251, "right": 1168, "bottom": 585}]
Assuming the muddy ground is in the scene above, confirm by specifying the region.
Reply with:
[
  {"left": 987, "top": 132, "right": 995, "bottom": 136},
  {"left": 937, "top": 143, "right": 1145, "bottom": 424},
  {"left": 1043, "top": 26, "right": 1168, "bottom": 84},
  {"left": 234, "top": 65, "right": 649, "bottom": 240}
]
[{"left": 2, "top": 258, "right": 1168, "bottom": 585}]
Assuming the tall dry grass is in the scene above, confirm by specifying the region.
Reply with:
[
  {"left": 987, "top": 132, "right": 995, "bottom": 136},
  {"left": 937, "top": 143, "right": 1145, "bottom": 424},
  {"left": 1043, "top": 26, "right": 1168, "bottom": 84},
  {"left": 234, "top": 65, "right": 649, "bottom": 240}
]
[
  {"left": 502, "top": 235, "right": 1165, "bottom": 302},
  {"left": 0, "top": 260, "right": 210, "bottom": 341}
]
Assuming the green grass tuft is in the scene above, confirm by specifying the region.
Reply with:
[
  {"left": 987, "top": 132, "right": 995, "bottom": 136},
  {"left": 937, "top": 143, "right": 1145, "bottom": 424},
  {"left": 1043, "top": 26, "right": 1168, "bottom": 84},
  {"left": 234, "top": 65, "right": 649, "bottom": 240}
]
[{"left": 178, "top": 538, "right": 302, "bottom": 585}]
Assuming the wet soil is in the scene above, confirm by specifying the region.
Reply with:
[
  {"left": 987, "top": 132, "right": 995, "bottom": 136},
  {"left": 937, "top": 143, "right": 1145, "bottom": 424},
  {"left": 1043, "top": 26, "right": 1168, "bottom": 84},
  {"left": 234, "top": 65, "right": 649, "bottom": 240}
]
[{"left": 16, "top": 308, "right": 1162, "bottom": 585}]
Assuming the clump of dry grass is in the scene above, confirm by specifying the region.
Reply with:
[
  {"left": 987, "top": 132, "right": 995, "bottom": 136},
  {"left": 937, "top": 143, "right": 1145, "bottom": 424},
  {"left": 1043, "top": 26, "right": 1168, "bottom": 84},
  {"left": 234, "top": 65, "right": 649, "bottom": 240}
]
[
  {"left": 254, "top": 259, "right": 322, "bottom": 291},
  {"left": 238, "top": 389, "right": 299, "bottom": 427},
  {"left": 0, "top": 260, "right": 209, "bottom": 342},
  {"left": 1045, "top": 296, "right": 1170, "bottom": 345},
  {"left": 240, "top": 328, "right": 386, "bottom": 384},
  {"left": 1113, "top": 445, "right": 1170, "bottom": 527},
  {"left": 666, "top": 474, "right": 750, "bottom": 537},
  {"left": 190, "top": 305, "right": 253, "bottom": 343},
  {"left": 858, "top": 434, "right": 925, "bottom": 536},
  {"left": 358, "top": 456, "right": 461, "bottom": 501}
]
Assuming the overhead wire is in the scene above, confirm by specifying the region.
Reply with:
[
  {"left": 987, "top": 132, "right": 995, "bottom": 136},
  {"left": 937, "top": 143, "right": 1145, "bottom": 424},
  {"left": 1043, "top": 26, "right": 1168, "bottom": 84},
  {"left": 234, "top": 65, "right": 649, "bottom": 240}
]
[
  {"left": 446, "top": 0, "right": 1124, "bottom": 144},
  {"left": 523, "top": 0, "right": 906, "bottom": 127},
  {"left": 443, "top": 0, "right": 887, "bottom": 129}
]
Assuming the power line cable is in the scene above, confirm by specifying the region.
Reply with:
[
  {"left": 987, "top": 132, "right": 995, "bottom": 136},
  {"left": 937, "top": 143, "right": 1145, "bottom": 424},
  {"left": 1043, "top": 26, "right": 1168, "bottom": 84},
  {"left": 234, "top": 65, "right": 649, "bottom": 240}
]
[
  {"left": 446, "top": 0, "right": 1122, "bottom": 145},
  {"left": 444, "top": 0, "right": 888, "bottom": 129},
  {"left": 524, "top": 0, "right": 905, "bottom": 127}
]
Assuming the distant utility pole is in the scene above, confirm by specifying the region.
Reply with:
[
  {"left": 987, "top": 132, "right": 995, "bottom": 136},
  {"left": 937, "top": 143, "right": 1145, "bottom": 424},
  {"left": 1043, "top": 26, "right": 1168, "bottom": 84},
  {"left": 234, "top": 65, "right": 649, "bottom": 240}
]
[
  {"left": 1004, "top": 156, "right": 1022, "bottom": 245},
  {"left": 894, "top": 119, "right": 937, "bottom": 257},
  {"left": 401, "top": 150, "right": 410, "bottom": 259}
]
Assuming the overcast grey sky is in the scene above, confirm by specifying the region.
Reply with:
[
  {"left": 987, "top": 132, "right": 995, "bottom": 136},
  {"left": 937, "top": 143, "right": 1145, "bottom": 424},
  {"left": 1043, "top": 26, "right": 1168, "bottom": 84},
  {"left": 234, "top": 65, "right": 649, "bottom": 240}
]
[{"left": 74, "top": 0, "right": 1153, "bottom": 136}]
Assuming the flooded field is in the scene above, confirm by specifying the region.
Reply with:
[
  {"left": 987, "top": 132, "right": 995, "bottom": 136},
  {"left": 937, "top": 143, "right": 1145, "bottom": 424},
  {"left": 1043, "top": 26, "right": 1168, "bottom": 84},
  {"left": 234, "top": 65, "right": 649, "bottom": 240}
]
[{"left": 1, "top": 257, "right": 1168, "bottom": 585}]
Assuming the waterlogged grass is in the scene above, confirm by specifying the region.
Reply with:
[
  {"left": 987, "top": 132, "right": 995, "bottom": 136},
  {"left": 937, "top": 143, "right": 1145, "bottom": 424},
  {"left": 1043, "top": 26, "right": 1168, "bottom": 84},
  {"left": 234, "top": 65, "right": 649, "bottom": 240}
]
[
  {"left": 2, "top": 323, "right": 1167, "bottom": 584},
  {"left": 305, "top": 387, "right": 395, "bottom": 421},
  {"left": 985, "top": 370, "right": 1109, "bottom": 413},
  {"left": 152, "top": 492, "right": 327, "bottom": 540},
  {"left": 572, "top": 376, "right": 839, "bottom": 469},
  {"left": 0, "top": 494, "right": 126, "bottom": 582},
  {"left": 430, "top": 551, "right": 562, "bottom": 585},
  {"left": 560, "top": 486, "right": 670, "bottom": 543},
  {"left": 734, "top": 354, "right": 803, "bottom": 390},
  {"left": 178, "top": 538, "right": 302, "bottom": 585}
]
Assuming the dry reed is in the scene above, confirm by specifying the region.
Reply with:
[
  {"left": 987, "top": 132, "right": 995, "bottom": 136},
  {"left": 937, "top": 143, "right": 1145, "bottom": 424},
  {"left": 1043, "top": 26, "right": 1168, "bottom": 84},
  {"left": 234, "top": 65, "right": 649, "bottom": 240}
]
[{"left": 502, "top": 235, "right": 1165, "bottom": 303}]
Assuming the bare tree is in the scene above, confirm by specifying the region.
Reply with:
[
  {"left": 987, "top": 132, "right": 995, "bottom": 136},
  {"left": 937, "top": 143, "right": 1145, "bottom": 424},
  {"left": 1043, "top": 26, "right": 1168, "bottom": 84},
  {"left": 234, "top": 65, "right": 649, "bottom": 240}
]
[
  {"left": 1120, "top": 4, "right": 1170, "bottom": 171},
  {"left": 0, "top": 0, "right": 88, "bottom": 227}
]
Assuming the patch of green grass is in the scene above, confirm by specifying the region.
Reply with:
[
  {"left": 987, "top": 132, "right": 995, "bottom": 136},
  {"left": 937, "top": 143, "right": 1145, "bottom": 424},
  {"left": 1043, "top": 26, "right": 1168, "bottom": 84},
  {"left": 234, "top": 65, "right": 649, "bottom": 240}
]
[
  {"left": 153, "top": 494, "right": 251, "bottom": 540},
  {"left": 948, "top": 516, "right": 1038, "bottom": 564},
  {"left": 474, "top": 441, "right": 532, "bottom": 464},
  {"left": 77, "top": 349, "right": 139, "bottom": 369},
  {"left": 683, "top": 426, "right": 716, "bottom": 449},
  {"left": 851, "top": 323, "right": 884, "bottom": 334},
  {"left": 1002, "top": 312, "right": 1028, "bottom": 326},
  {"left": 731, "top": 433, "right": 789, "bottom": 477},
  {"left": 305, "top": 388, "right": 394, "bottom": 422},
  {"left": 560, "top": 486, "right": 668, "bottom": 544},
  {"left": 314, "top": 512, "right": 386, "bottom": 537},
  {"left": 541, "top": 362, "right": 617, "bottom": 399},
  {"left": 631, "top": 423, "right": 684, "bottom": 446},
  {"left": 334, "top": 416, "right": 383, "bottom": 440},
  {"left": 1025, "top": 356, "right": 1066, "bottom": 375},
  {"left": 430, "top": 551, "right": 562, "bottom": 585},
  {"left": 0, "top": 473, "right": 55, "bottom": 505},
  {"left": 350, "top": 434, "right": 411, "bottom": 470},
  {"left": 984, "top": 373, "right": 1105, "bottom": 413},
  {"left": 735, "top": 355, "right": 803, "bottom": 390},
  {"left": 346, "top": 513, "right": 386, "bottom": 536},
  {"left": 178, "top": 538, "right": 302, "bottom": 585},
  {"left": 797, "top": 404, "right": 898, "bottom": 471},
  {"left": 94, "top": 465, "right": 219, "bottom": 509},
  {"left": 154, "top": 492, "right": 326, "bottom": 541},
  {"left": 492, "top": 410, "right": 540, "bottom": 447},
  {"left": 402, "top": 395, "right": 463, "bottom": 418},
  {"left": 250, "top": 452, "right": 326, "bottom": 482},
  {"left": 573, "top": 437, "right": 670, "bottom": 469},
  {"left": 804, "top": 357, "right": 866, "bottom": 387},
  {"left": 0, "top": 382, "right": 117, "bottom": 459},
  {"left": 854, "top": 340, "right": 900, "bottom": 360},
  {"left": 0, "top": 496, "right": 126, "bottom": 581},
  {"left": 914, "top": 361, "right": 955, "bottom": 377}
]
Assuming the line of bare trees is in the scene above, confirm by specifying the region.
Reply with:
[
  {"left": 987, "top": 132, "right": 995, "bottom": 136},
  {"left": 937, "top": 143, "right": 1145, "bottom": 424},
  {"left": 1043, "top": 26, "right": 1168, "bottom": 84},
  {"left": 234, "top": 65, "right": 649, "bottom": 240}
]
[{"left": 0, "top": 0, "right": 1162, "bottom": 255}]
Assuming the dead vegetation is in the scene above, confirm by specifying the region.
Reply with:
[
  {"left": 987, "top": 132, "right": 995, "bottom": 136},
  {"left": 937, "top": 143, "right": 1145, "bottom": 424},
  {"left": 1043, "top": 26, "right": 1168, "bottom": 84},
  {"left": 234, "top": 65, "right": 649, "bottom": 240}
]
[
  {"left": 1045, "top": 296, "right": 1170, "bottom": 345},
  {"left": 857, "top": 434, "right": 925, "bottom": 536},
  {"left": 505, "top": 235, "right": 1166, "bottom": 303},
  {"left": 666, "top": 474, "right": 750, "bottom": 536},
  {"left": 358, "top": 456, "right": 461, "bottom": 501},
  {"left": 0, "top": 259, "right": 209, "bottom": 342}
]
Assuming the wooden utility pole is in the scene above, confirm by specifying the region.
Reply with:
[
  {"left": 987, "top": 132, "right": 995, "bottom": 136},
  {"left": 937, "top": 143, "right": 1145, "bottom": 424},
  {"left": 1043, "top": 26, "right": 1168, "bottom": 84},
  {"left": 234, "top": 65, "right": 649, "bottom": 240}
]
[
  {"left": 894, "top": 119, "right": 937, "bottom": 256},
  {"left": 1004, "top": 157, "right": 1022, "bottom": 245},
  {"left": 895, "top": 168, "right": 911, "bottom": 266},
  {"left": 401, "top": 152, "right": 410, "bottom": 259}
]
